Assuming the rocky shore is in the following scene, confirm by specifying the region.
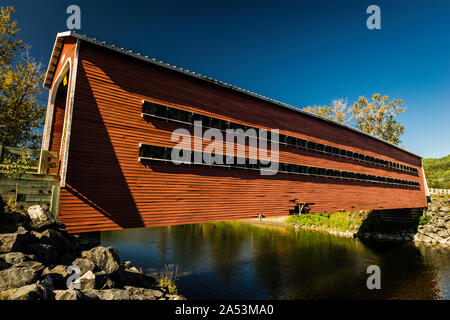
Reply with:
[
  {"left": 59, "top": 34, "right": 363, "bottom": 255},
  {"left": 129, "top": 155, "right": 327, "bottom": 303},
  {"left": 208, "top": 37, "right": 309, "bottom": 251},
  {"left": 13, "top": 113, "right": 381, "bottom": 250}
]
[
  {"left": 0, "top": 204, "right": 185, "bottom": 300},
  {"left": 413, "top": 196, "right": 450, "bottom": 244}
]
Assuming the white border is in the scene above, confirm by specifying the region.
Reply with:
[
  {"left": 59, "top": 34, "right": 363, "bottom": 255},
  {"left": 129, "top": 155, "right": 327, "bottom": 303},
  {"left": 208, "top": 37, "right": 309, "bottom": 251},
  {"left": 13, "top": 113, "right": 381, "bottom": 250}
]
[
  {"left": 41, "top": 59, "right": 72, "bottom": 151},
  {"left": 60, "top": 39, "right": 81, "bottom": 187}
]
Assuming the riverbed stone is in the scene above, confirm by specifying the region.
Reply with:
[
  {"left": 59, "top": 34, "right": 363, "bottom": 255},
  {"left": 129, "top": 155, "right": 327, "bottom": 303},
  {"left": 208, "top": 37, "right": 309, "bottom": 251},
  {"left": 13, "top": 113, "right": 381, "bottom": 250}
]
[
  {"left": 86, "top": 246, "right": 120, "bottom": 274},
  {"left": 0, "top": 232, "right": 32, "bottom": 253},
  {"left": 94, "top": 271, "right": 114, "bottom": 289},
  {"left": 0, "top": 283, "right": 44, "bottom": 300},
  {"left": 72, "top": 258, "right": 95, "bottom": 275},
  {"left": 79, "top": 270, "right": 95, "bottom": 290},
  {"left": 124, "top": 286, "right": 157, "bottom": 300},
  {"left": 27, "top": 204, "right": 57, "bottom": 231},
  {"left": 0, "top": 261, "right": 44, "bottom": 289},
  {"left": 54, "top": 289, "right": 82, "bottom": 300},
  {"left": 42, "top": 265, "right": 68, "bottom": 278},
  {"left": 117, "top": 268, "right": 157, "bottom": 289},
  {"left": 0, "top": 252, "right": 35, "bottom": 265},
  {"left": 84, "top": 288, "right": 130, "bottom": 300},
  {"left": 33, "top": 229, "right": 75, "bottom": 250},
  {"left": 23, "top": 243, "right": 60, "bottom": 265}
]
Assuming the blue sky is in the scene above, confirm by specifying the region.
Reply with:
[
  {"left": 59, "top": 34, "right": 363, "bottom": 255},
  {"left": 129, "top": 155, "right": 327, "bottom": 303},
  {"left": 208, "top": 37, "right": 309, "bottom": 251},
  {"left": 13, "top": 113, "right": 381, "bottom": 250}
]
[{"left": 6, "top": 0, "right": 450, "bottom": 158}]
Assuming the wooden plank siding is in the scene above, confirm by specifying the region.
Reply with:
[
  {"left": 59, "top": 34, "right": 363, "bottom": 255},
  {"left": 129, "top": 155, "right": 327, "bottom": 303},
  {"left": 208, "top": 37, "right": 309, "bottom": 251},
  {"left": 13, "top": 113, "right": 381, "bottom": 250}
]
[{"left": 48, "top": 38, "right": 426, "bottom": 233}]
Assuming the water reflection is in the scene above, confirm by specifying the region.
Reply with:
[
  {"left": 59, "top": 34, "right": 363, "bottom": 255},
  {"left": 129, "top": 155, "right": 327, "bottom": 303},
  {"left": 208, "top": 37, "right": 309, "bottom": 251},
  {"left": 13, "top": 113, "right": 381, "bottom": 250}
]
[{"left": 100, "top": 222, "right": 449, "bottom": 300}]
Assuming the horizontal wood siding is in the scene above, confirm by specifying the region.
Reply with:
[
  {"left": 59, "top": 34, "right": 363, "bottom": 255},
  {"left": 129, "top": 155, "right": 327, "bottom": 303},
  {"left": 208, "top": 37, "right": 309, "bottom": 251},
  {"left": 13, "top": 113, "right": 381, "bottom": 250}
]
[{"left": 57, "top": 40, "right": 426, "bottom": 233}]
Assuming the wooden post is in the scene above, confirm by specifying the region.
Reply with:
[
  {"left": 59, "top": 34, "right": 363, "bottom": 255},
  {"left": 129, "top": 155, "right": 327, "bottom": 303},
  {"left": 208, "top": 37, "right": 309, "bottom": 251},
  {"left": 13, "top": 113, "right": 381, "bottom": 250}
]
[
  {"left": 39, "top": 150, "right": 49, "bottom": 175},
  {"left": 50, "top": 184, "right": 60, "bottom": 219}
]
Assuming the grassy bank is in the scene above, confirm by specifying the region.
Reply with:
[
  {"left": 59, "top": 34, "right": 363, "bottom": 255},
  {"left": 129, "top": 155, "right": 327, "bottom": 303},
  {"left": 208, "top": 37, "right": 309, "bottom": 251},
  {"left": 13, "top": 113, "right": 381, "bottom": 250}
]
[{"left": 286, "top": 211, "right": 369, "bottom": 233}]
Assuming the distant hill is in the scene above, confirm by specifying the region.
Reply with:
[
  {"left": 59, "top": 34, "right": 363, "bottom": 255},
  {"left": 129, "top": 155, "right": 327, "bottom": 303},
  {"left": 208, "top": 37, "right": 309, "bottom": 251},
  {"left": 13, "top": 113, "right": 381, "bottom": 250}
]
[{"left": 422, "top": 155, "right": 450, "bottom": 189}]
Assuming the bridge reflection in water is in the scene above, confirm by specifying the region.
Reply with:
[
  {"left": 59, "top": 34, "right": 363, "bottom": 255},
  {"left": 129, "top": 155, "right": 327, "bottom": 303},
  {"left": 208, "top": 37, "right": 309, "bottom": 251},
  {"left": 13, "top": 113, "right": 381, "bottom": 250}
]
[{"left": 100, "top": 222, "right": 449, "bottom": 300}]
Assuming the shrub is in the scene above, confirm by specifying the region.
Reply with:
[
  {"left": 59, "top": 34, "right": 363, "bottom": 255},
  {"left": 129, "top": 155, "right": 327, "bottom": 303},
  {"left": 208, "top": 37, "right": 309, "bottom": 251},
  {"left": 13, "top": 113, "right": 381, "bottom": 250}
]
[
  {"left": 159, "top": 264, "right": 178, "bottom": 294},
  {"left": 419, "top": 215, "right": 431, "bottom": 226}
]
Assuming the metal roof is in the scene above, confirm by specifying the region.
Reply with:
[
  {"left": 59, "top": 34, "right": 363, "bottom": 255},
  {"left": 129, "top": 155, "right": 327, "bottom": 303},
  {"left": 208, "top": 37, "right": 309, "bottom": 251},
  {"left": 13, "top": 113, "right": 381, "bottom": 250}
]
[{"left": 44, "top": 31, "right": 422, "bottom": 159}]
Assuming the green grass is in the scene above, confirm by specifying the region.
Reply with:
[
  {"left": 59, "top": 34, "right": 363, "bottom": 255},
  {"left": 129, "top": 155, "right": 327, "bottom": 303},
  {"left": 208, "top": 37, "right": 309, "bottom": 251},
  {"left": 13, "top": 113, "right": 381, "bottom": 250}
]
[{"left": 286, "top": 211, "right": 368, "bottom": 232}]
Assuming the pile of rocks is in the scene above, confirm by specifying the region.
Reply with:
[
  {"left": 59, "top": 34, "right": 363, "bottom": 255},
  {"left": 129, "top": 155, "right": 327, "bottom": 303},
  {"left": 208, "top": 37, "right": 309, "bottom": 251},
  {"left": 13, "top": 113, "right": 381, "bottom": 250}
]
[
  {"left": 413, "top": 196, "right": 450, "bottom": 244},
  {"left": 0, "top": 204, "right": 185, "bottom": 300}
]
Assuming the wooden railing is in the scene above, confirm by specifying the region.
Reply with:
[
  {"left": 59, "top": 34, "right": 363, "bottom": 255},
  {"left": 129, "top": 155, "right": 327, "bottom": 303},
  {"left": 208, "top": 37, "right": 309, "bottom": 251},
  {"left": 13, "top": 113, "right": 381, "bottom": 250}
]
[{"left": 0, "top": 144, "right": 59, "bottom": 176}]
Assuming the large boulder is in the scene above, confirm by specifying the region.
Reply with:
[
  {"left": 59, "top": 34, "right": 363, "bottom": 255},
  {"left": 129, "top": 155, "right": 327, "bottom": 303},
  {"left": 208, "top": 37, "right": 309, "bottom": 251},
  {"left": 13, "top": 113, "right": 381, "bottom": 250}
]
[
  {"left": 72, "top": 258, "right": 94, "bottom": 275},
  {"left": 0, "top": 283, "right": 44, "bottom": 300},
  {"left": 23, "top": 243, "right": 60, "bottom": 265},
  {"left": 0, "top": 231, "right": 32, "bottom": 253},
  {"left": 117, "top": 268, "right": 157, "bottom": 289},
  {"left": 32, "top": 229, "right": 73, "bottom": 248},
  {"left": 0, "top": 261, "right": 44, "bottom": 289},
  {"left": 0, "top": 259, "right": 10, "bottom": 271},
  {"left": 42, "top": 265, "right": 68, "bottom": 278},
  {"left": 41, "top": 265, "right": 69, "bottom": 290},
  {"left": 124, "top": 286, "right": 158, "bottom": 300},
  {"left": 93, "top": 288, "right": 130, "bottom": 300},
  {"left": 0, "top": 252, "right": 35, "bottom": 265},
  {"left": 93, "top": 271, "right": 115, "bottom": 290},
  {"left": 85, "top": 246, "right": 120, "bottom": 274},
  {"left": 27, "top": 204, "right": 63, "bottom": 231},
  {"left": 54, "top": 289, "right": 82, "bottom": 300},
  {"left": 79, "top": 270, "right": 95, "bottom": 290}
]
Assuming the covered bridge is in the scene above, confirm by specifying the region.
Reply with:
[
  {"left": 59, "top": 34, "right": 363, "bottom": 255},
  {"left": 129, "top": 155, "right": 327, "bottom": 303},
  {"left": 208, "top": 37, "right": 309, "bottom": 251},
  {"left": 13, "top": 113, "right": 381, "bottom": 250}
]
[{"left": 41, "top": 31, "right": 428, "bottom": 233}]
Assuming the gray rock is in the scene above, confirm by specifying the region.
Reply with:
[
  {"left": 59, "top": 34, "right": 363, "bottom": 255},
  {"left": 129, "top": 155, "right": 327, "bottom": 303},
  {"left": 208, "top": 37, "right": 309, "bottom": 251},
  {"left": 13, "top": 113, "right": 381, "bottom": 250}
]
[
  {"left": 86, "top": 246, "right": 120, "bottom": 274},
  {"left": 72, "top": 258, "right": 95, "bottom": 275},
  {"left": 118, "top": 268, "right": 157, "bottom": 289},
  {"left": 41, "top": 265, "right": 71, "bottom": 290},
  {"left": 27, "top": 204, "right": 57, "bottom": 230},
  {"left": 23, "top": 243, "right": 60, "bottom": 265},
  {"left": 54, "top": 289, "right": 82, "bottom": 300},
  {"left": 94, "top": 271, "right": 114, "bottom": 289},
  {"left": 0, "top": 261, "right": 44, "bottom": 289},
  {"left": 79, "top": 270, "right": 95, "bottom": 290},
  {"left": 42, "top": 265, "right": 68, "bottom": 278},
  {"left": 33, "top": 229, "right": 75, "bottom": 250},
  {"left": 95, "top": 289, "right": 130, "bottom": 300},
  {"left": 80, "top": 289, "right": 100, "bottom": 300},
  {"left": 0, "top": 283, "right": 43, "bottom": 300},
  {"left": 0, "top": 252, "right": 35, "bottom": 265},
  {"left": 439, "top": 206, "right": 449, "bottom": 213},
  {"left": 0, "top": 232, "right": 32, "bottom": 253},
  {"left": 0, "top": 260, "right": 10, "bottom": 271},
  {"left": 124, "top": 286, "right": 157, "bottom": 300}
]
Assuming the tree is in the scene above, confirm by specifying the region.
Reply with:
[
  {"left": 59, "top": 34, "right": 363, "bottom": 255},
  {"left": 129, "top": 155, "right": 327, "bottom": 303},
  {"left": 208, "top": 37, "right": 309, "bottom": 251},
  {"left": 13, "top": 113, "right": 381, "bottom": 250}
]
[
  {"left": 303, "top": 94, "right": 406, "bottom": 145},
  {"left": 303, "top": 98, "right": 350, "bottom": 125},
  {"left": 0, "top": 6, "right": 45, "bottom": 148},
  {"left": 350, "top": 94, "right": 406, "bottom": 145}
]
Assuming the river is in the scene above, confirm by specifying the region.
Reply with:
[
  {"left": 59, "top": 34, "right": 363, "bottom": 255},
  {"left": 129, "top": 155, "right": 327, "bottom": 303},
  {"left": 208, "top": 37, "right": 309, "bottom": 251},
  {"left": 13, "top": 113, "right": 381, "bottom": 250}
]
[{"left": 100, "top": 222, "right": 449, "bottom": 300}]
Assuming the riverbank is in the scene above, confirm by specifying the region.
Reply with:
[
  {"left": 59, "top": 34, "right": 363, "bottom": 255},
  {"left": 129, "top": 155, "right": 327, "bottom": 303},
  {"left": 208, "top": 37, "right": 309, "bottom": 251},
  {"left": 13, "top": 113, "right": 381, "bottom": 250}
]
[
  {"left": 0, "top": 203, "right": 185, "bottom": 300},
  {"left": 245, "top": 195, "right": 449, "bottom": 246}
]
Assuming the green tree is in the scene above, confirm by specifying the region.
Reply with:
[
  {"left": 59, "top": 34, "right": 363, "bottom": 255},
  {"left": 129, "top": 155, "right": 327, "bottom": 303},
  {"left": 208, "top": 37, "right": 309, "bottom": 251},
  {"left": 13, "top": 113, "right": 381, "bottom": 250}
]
[
  {"left": 304, "top": 94, "right": 406, "bottom": 145},
  {"left": 422, "top": 155, "right": 450, "bottom": 189},
  {"left": 0, "top": 6, "right": 45, "bottom": 148},
  {"left": 303, "top": 98, "right": 349, "bottom": 125},
  {"left": 350, "top": 94, "right": 406, "bottom": 145}
]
